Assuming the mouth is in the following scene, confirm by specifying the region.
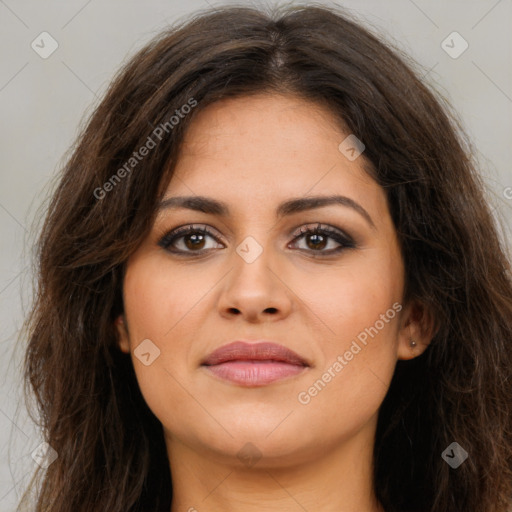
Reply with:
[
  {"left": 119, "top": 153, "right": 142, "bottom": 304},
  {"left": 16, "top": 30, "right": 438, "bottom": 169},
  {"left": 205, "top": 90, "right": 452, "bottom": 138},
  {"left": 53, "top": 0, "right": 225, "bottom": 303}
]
[{"left": 201, "top": 341, "right": 310, "bottom": 387}]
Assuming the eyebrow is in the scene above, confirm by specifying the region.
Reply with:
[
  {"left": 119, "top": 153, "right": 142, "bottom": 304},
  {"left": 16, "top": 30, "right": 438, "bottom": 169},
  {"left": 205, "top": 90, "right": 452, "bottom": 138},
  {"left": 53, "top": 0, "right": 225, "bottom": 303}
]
[{"left": 157, "top": 194, "right": 376, "bottom": 230}]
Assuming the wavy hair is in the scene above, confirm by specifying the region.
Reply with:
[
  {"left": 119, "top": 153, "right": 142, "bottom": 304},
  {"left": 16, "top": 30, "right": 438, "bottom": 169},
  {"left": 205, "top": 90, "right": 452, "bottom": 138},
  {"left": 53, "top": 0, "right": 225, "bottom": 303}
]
[{"left": 19, "top": 3, "right": 512, "bottom": 511}]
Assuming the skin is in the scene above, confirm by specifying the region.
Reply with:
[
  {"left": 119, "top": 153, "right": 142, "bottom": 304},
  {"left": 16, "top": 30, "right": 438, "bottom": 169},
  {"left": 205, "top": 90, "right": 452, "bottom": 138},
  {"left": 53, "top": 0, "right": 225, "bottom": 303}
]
[{"left": 115, "top": 93, "right": 434, "bottom": 512}]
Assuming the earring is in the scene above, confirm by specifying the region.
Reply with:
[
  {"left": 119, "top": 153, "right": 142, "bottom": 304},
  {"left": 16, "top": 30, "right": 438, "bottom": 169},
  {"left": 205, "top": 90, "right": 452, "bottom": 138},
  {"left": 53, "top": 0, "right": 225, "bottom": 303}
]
[{"left": 409, "top": 338, "right": 417, "bottom": 348}]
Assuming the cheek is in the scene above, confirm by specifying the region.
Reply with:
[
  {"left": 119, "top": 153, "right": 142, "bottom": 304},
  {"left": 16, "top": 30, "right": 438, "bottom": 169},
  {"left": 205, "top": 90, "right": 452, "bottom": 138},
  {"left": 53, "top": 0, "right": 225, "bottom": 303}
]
[
  {"left": 302, "top": 248, "right": 402, "bottom": 348},
  {"left": 121, "top": 255, "right": 222, "bottom": 437},
  {"left": 295, "top": 294, "right": 400, "bottom": 447},
  {"left": 297, "top": 250, "right": 402, "bottom": 407},
  {"left": 123, "top": 253, "right": 210, "bottom": 340}
]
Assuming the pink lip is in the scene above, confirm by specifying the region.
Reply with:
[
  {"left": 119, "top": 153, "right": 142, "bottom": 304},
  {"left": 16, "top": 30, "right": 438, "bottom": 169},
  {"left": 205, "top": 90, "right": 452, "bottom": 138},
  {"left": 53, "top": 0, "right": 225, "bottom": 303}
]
[{"left": 201, "top": 341, "right": 310, "bottom": 387}]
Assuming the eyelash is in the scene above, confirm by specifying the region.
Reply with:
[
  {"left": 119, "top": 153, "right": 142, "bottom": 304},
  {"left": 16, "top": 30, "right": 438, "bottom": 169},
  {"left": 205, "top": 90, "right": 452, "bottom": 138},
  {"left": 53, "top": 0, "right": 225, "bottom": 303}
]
[{"left": 157, "top": 223, "right": 356, "bottom": 257}]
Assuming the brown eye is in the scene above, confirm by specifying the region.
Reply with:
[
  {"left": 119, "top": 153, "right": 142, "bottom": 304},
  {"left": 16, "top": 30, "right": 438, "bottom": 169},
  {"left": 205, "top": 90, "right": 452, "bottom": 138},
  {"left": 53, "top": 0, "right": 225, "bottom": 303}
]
[
  {"left": 182, "top": 232, "right": 207, "bottom": 250},
  {"left": 289, "top": 224, "right": 356, "bottom": 255},
  {"left": 158, "top": 225, "right": 224, "bottom": 254},
  {"left": 304, "top": 232, "right": 328, "bottom": 250}
]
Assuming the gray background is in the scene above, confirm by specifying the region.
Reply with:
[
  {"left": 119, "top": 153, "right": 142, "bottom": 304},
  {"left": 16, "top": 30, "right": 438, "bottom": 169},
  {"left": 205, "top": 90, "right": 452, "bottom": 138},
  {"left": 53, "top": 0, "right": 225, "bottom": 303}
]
[{"left": 1, "top": 0, "right": 511, "bottom": 509}]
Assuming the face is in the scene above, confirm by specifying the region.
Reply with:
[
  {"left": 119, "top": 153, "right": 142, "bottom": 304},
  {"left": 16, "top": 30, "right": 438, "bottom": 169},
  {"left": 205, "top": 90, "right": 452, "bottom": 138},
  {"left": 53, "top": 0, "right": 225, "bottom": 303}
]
[{"left": 116, "top": 93, "right": 427, "bottom": 468}]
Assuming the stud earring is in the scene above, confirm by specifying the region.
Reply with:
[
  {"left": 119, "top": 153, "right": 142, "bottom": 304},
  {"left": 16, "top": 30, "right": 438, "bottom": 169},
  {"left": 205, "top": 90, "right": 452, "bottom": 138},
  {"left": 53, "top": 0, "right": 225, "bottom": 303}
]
[{"left": 409, "top": 338, "right": 417, "bottom": 348}]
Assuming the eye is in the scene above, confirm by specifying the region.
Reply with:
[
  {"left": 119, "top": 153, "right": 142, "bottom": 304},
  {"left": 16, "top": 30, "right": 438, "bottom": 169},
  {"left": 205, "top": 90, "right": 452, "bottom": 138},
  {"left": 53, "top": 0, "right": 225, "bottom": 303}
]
[
  {"left": 157, "top": 224, "right": 224, "bottom": 254},
  {"left": 288, "top": 223, "right": 356, "bottom": 255}
]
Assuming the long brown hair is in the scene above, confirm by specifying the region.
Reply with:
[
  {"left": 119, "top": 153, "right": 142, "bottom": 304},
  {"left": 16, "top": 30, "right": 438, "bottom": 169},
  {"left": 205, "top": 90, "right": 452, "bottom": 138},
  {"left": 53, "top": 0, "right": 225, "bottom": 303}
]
[{"left": 19, "top": 3, "right": 512, "bottom": 511}]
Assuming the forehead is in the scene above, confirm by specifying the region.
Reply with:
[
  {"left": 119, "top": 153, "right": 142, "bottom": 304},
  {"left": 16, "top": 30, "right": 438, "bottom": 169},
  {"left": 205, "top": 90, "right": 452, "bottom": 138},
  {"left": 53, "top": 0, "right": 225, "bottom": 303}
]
[
  {"left": 164, "top": 93, "right": 385, "bottom": 221},
  {"left": 177, "top": 93, "right": 348, "bottom": 163}
]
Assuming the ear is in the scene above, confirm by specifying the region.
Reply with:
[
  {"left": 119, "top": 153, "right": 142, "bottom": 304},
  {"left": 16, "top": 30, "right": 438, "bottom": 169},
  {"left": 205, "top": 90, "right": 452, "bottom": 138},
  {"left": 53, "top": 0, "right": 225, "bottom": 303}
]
[
  {"left": 114, "top": 314, "right": 131, "bottom": 354},
  {"left": 397, "top": 300, "right": 437, "bottom": 361}
]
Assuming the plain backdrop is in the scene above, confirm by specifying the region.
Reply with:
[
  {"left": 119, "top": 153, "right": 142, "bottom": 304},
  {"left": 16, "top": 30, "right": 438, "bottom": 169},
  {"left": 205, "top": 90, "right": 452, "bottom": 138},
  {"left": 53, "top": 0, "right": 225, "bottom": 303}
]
[{"left": 0, "top": 0, "right": 511, "bottom": 509}]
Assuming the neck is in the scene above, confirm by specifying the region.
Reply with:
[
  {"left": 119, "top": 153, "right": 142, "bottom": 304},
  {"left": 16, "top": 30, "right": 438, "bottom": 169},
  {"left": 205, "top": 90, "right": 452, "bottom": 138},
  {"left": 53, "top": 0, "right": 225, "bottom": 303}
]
[{"left": 167, "top": 416, "right": 384, "bottom": 512}]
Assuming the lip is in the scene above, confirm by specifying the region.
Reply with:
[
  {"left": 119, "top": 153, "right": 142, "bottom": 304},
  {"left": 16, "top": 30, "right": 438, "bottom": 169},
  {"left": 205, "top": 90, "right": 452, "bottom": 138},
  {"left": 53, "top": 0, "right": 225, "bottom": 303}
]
[{"left": 201, "top": 341, "right": 310, "bottom": 387}]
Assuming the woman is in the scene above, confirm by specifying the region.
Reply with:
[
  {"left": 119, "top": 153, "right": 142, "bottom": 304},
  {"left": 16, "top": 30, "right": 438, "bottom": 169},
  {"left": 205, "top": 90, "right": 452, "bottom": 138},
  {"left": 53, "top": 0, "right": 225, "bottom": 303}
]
[{"left": 19, "top": 3, "right": 512, "bottom": 512}]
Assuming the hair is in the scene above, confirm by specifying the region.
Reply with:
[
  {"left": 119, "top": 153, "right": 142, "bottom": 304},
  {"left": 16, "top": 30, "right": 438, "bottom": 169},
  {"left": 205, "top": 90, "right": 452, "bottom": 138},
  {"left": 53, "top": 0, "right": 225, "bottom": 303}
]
[{"left": 18, "top": 2, "right": 512, "bottom": 512}]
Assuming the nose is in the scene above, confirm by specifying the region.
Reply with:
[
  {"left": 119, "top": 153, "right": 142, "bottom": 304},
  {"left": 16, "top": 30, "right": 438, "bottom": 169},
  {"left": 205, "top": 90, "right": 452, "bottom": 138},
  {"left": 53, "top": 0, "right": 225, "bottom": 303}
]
[{"left": 216, "top": 246, "right": 293, "bottom": 323}]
